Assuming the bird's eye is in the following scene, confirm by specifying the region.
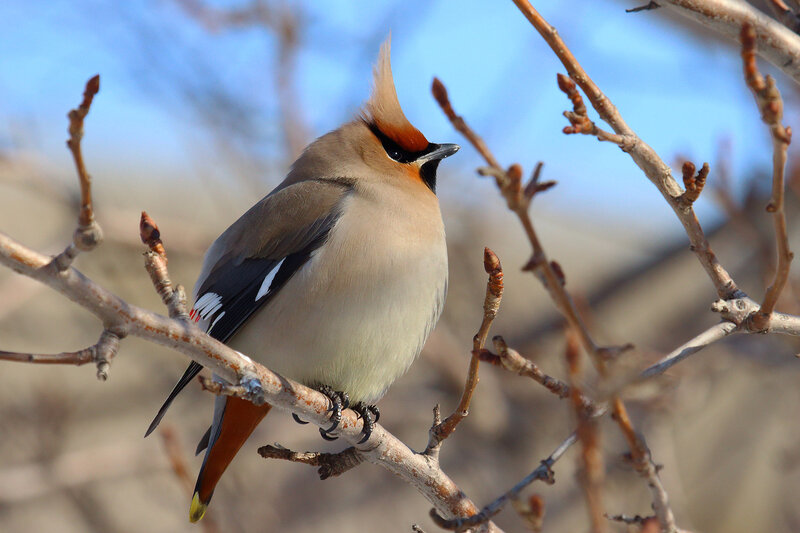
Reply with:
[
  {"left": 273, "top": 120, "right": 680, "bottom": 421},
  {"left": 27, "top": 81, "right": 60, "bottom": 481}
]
[{"left": 387, "top": 148, "right": 403, "bottom": 161}]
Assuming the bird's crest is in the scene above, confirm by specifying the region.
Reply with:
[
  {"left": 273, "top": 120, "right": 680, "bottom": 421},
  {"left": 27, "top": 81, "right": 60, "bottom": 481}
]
[{"left": 362, "top": 38, "right": 429, "bottom": 152}]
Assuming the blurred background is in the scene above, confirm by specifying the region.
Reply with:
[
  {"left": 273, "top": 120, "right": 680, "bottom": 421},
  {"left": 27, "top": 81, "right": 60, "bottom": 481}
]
[{"left": 1, "top": 1, "right": 800, "bottom": 531}]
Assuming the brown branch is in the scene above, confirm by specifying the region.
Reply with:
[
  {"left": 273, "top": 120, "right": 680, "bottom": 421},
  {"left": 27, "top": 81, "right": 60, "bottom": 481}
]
[
  {"left": 432, "top": 78, "right": 501, "bottom": 169},
  {"left": 611, "top": 400, "right": 677, "bottom": 532},
  {"left": 510, "top": 494, "right": 545, "bottom": 532},
  {"left": 678, "top": 161, "right": 709, "bottom": 207},
  {"left": 566, "top": 333, "right": 607, "bottom": 533},
  {"left": 140, "top": 211, "right": 190, "bottom": 321},
  {"left": 0, "top": 329, "right": 121, "bottom": 381},
  {"left": 509, "top": 6, "right": 682, "bottom": 531},
  {"left": 478, "top": 336, "right": 571, "bottom": 400},
  {"left": 159, "top": 426, "right": 220, "bottom": 533},
  {"left": 258, "top": 444, "right": 365, "bottom": 480},
  {"left": 55, "top": 74, "right": 103, "bottom": 271},
  {"left": 741, "top": 24, "right": 795, "bottom": 331},
  {"left": 428, "top": 248, "right": 504, "bottom": 451},
  {"left": 433, "top": 77, "right": 603, "bottom": 366},
  {"left": 512, "top": 0, "right": 741, "bottom": 301}
]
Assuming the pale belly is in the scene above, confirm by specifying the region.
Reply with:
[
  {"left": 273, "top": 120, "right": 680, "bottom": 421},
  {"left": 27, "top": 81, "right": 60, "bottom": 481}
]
[{"left": 228, "top": 193, "right": 448, "bottom": 404}]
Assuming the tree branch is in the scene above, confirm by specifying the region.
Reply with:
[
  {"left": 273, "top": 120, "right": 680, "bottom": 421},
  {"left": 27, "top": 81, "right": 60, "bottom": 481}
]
[
  {"left": 428, "top": 248, "right": 504, "bottom": 452},
  {"left": 659, "top": 0, "right": 800, "bottom": 85},
  {"left": 740, "top": 24, "right": 795, "bottom": 331},
  {"left": 512, "top": 0, "right": 741, "bottom": 301}
]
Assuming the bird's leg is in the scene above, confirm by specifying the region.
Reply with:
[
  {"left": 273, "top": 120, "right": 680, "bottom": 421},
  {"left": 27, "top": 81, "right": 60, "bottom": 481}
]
[
  {"left": 352, "top": 403, "right": 380, "bottom": 444},
  {"left": 317, "top": 385, "right": 350, "bottom": 440}
]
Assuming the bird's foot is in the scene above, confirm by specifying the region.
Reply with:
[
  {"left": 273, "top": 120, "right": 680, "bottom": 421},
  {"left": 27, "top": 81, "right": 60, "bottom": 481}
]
[
  {"left": 292, "top": 413, "right": 309, "bottom": 425},
  {"left": 353, "top": 403, "right": 380, "bottom": 444},
  {"left": 317, "top": 385, "right": 350, "bottom": 441}
]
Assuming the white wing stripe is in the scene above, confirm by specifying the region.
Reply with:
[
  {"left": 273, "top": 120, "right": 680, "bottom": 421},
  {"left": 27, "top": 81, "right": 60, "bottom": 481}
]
[
  {"left": 207, "top": 311, "right": 226, "bottom": 334},
  {"left": 255, "top": 259, "right": 285, "bottom": 301}
]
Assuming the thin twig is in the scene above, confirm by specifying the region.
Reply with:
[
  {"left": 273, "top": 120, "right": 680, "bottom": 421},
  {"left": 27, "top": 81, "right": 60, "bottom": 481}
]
[
  {"left": 566, "top": 333, "right": 607, "bottom": 533},
  {"left": 740, "top": 24, "right": 795, "bottom": 331},
  {"left": 258, "top": 444, "right": 365, "bottom": 480},
  {"left": 432, "top": 76, "right": 602, "bottom": 364},
  {"left": 611, "top": 400, "right": 677, "bottom": 532},
  {"left": 428, "top": 248, "right": 504, "bottom": 451},
  {"left": 430, "top": 432, "right": 573, "bottom": 531},
  {"left": 0, "top": 329, "right": 121, "bottom": 381},
  {"left": 55, "top": 75, "right": 103, "bottom": 271},
  {"left": 638, "top": 321, "right": 739, "bottom": 380},
  {"left": 140, "top": 211, "right": 190, "bottom": 321}
]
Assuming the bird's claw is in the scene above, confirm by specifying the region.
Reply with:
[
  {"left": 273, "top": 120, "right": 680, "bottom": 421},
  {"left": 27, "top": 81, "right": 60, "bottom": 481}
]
[
  {"left": 353, "top": 403, "right": 380, "bottom": 444},
  {"left": 317, "top": 385, "right": 350, "bottom": 440}
]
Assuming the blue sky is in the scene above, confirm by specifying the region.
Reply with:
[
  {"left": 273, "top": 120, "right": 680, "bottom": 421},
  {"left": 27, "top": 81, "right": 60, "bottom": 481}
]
[{"left": 0, "top": 0, "right": 786, "bottom": 237}]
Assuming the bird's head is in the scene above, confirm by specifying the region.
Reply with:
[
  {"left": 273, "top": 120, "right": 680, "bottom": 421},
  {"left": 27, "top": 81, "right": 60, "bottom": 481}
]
[{"left": 288, "top": 38, "right": 459, "bottom": 193}]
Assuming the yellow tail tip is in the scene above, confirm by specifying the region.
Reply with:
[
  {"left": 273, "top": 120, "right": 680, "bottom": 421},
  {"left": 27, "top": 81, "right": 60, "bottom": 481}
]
[{"left": 189, "top": 492, "right": 207, "bottom": 523}]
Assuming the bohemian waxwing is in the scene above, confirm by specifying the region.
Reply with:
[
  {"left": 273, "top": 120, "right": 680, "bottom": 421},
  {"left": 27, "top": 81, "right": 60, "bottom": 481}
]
[{"left": 144, "top": 39, "right": 458, "bottom": 522}]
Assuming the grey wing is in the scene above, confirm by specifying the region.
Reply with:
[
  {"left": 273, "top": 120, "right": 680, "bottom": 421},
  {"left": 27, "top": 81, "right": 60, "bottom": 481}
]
[{"left": 144, "top": 179, "right": 352, "bottom": 437}]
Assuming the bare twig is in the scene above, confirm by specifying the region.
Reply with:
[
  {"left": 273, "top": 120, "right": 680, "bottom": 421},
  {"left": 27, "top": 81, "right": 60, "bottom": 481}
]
[
  {"left": 430, "top": 432, "right": 572, "bottom": 531},
  {"left": 611, "top": 400, "right": 677, "bottom": 532},
  {"left": 0, "top": 329, "right": 121, "bottom": 381},
  {"left": 740, "top": 24, "right": 795, "bottom": 331},
  {"left": 54, "top": 75, "right": 103, "bottom": 271},
  {"left": 477, "top": 336, "right": 572, "bottom": 401},
  {"left": 428, "top": 248, "right": 504, "bottom": 451},
  {"left": 140, "top": 211, "right": 190, "bottom": 321},
  {"left": 258, "top": 444, "right": 365, "bottom": 480},
  {"left": 638, "top": 321, "right": 739, "bottom": 380},
  {"left": 432, "top": 76, "right": 603, "bottom": 364},
  {"left": 566, "top": 333, "right": 607, "bottom": 533}
]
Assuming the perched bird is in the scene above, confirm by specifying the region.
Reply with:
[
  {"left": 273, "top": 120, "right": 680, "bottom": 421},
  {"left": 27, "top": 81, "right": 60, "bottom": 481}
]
[{"left": 145, "top": 40, "right": 458, "bottom": 523}]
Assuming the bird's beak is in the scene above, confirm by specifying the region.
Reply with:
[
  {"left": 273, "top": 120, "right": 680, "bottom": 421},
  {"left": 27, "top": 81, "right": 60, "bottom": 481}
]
[{"left": 418, "top": 143, "right": 460, "bottom": 164}]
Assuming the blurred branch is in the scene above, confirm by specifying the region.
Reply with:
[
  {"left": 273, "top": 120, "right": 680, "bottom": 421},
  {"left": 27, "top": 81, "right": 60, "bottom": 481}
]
[
  {"left": 566, "top": 334, "right": 607, "bottom": 533},
  {"left": 638, "top": 321, "right": 740, "bottom": 379},
  {"left": 741, "top": 24, "right": 795, "bottom": 330},
  {"left": 160, "top": 426, "right": 220, "bottom": 533},
  {"left": 174, "top": 0, "right": 309, "bottom": 159},
  {"left": 659, "top": 0, "right": 800, "bottom": 85}
]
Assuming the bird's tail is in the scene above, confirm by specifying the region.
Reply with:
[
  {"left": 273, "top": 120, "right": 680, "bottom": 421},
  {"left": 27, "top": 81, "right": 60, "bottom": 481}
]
[{"left": 190, "top": 396, "right": 272, "bottom": 522}]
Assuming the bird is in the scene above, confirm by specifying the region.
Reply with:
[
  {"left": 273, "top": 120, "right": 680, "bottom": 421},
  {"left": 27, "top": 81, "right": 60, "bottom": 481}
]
[{"left": 144, "top": 39, "right": 458, "bottom": 523}]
